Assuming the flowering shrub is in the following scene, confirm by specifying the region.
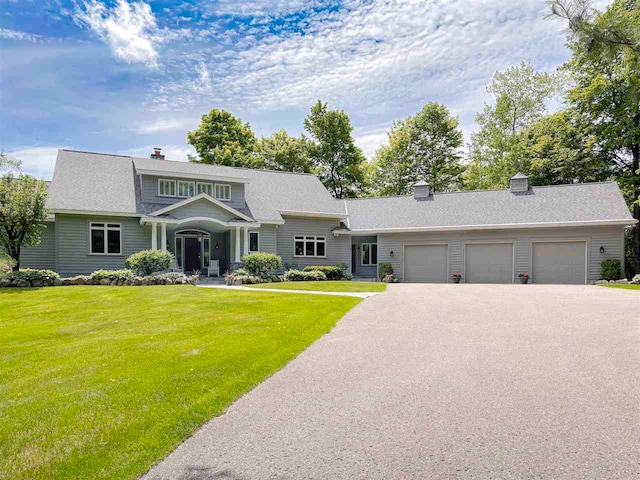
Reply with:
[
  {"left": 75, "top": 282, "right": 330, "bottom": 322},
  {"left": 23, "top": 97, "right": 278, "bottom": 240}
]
[{"left": 518, "top": 273, "right": 529, "bottom": 278}]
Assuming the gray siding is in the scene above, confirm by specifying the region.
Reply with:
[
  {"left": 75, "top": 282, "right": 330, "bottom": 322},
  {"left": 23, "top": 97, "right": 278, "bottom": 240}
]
[
  {"left": 352, "top": 235, "right": 378, "bottom": 278},
  {"left": 376, "top": 225, "right": 625, "bottom": 283},
  {"left": 21, "top": 222, "right": 56, "bottom": 270},
  {"left": 55, "top": 214, "right": 150, "bottom": 276},
  {"left": 169, "top": 198, "right": 236, "bottom": 222},
  {"left": 276, "top": 216, "right": 350, "bottom": 269},
  {"left": 229, "top": 225, "right": 277, "bottom": 261},
  {"left": 140, "top": 174, "right": 245, "bottom": 210}
]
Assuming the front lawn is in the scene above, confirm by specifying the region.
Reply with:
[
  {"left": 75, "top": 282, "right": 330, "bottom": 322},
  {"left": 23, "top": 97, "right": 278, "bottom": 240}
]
[
  {"left": 248, "top": 280, "right": 388, "bottom": 292},
  {"left": 597, "top": 284, "right": 640, "bottom": 290},
  {"left": 0, "top": 286, "right": 360, "bottom": 480}
]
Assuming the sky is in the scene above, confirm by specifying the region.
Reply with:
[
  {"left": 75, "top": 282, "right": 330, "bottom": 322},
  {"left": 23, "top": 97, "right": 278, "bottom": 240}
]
[{"left": 0, "top": 0, "right": 610, "bottom": 180}]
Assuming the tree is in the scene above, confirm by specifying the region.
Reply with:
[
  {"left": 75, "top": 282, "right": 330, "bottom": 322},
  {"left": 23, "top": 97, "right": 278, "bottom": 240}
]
[
  {"left": 0, "top": 174, "right": 48, "bottom": 271},
  {"left": 519, "top": 110, "right": 609, "bottom": 185},
  {"left": 550, "top": 0, "right": 640, "bottom": 273},
  {"left": 371, "top": 102, "right": 464, "bottom": 196},
  {"left": 0, "top": 151, "right": 21, "bottom": 172},
  {"left": 187, "top": 109, "right": 257, "bottom": 167},
  {"left": 255, "top": 130, "right": 313, "bottom": 173},
  {"left": 303, "top": 100, "right": 367, "bottom": 198},
  {"left": 463, "top": 62, "right": 561, "bottom": 189}
]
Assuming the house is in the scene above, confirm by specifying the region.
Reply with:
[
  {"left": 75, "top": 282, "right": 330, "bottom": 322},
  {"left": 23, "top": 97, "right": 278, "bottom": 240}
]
[{"left": 21, "top": 149, "right": 636, "bottom": 284}]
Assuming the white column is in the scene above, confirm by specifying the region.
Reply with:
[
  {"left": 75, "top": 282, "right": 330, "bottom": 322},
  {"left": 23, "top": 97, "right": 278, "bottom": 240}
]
[
  {"left": 243, "top": 226, "right": 249, "bottom": 257},
  {"left": 151, "top": 222, "right": 158, "bottom": 250},
  {"left": 160, "top": 223, "right": 167, "bottom": 252},
  {"left": 234, "top": 226, "right": 241, "bottom": 263}
]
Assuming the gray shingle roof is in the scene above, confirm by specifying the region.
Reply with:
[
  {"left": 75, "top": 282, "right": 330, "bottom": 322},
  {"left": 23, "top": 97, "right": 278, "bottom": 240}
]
[
  {"left": 344, "top": 182, "right": 634, "bottom": 231},
  {"left": 47, "top": 150, "right": 345, "bottom": 221}
]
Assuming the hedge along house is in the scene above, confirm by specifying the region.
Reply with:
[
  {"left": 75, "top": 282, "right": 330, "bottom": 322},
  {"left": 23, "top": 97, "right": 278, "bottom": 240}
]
[{"left": 21, "top": 149, "right": 636, "bottom": 283}]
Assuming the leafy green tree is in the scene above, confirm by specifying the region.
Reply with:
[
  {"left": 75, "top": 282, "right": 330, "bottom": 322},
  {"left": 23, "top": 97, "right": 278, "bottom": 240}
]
[
  {"left": 464, "top": 62, "right": 561, "bottom": 190},
  {"left": 303, "top": 100, "right": 367, "bottom": 198},
  {"left": 519, "top": 110, "right": 609, "bottom": 185},
  {"left": 255, "top": 130, "right": 313, "bottom": 173},
  {"left": 187, "top": 109, "right": 257, "bottom": 167},
  {"left": 371, "top": 102, "right": 464, "bottom": 196},
  {"left": 0, "top": 174, "right": 48, "bottom": 271},
  {"left": 0, "top": 151, "right": 21, "bottom": 172},
  {"left": 551, "top": 0, "right": 640, "bottom": 273}
]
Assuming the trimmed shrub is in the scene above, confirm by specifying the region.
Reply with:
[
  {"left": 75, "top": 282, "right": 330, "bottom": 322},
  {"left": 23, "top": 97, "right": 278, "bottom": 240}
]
[
  {"left": 125, "top": 250, "right": 174, "bottom": 276},
  {"left": 283, "top": 269, "right": 306, "bottom": 281},
  {"left": 303, "top": 265, "right": 344, "bottom": 280},
  {"left": 241, "top": 253, "right": 282, "bottom": 277},
  {"left": 90, "top": 269, "right": 134, "bottom": 281},
  {"left": 378, "top": 262, "right": 393, "bottom": 280},
  {"left": 303, "top": 270, "right": 327, "bottom": 281},
  {"left": 631, "top": 274, "right": 640, "bottom": 285},
  {"left": 600, "top": 259, "right": 622, "bottom": 281},
  {"left": 6, "top": 268, "right": 60, "bottom": 282},
  {"left": 225, "top": 271, "right": 264, "bottom": 285}
]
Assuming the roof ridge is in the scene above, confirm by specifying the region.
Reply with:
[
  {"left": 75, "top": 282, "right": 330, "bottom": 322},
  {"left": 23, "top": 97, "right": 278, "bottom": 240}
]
[
  {"left": 62, "top": 148, "right": 132, "bottom": 159},
  {"left": 345, "top": 181, "right": 617, "bottom": 201}
]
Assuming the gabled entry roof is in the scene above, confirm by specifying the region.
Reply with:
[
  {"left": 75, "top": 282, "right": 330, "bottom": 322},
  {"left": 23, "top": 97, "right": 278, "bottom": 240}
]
[{"left": 148, "top": 193, "right": 255, "bottom": 222}]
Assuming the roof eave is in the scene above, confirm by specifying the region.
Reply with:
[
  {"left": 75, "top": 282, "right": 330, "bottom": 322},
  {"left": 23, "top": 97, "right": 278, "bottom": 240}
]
[
  {"left": 135, "top": 168, "right": 250, "bottom": 184},
  {"left": 336, "top": 219, "right": 637, "bottom": 235}
]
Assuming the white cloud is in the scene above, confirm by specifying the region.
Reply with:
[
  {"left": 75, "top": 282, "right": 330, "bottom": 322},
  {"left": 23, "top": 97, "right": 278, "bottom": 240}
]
[
  {"left": 134, "top": 117, "right": 196, "bottom": 134},
  {"left": 207, "top": 0, "right": 315, "bottom": 17},
  {"left": 0, "top": 28, "right": 42, "bottom": 43},
  {"left": 74, "top": 0, "right": 161, "bottom": 67},
  {"left": 118, "top": 144, "right": 196, "bottom": 161},
  {"left": 354, "top": 125, "right": 391, "bottom": 159},
  {"left": 7, "top": 147, "right": 63, "bottom": 180}
]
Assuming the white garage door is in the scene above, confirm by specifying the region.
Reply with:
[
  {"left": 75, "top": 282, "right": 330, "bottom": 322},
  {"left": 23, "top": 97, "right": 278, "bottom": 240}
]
[
  {"left": 404, "top": 245, "right": 448, "bottom": 283},
  {"left": 532, "top": 241, "right": 586, "bottom": 284},
  {"left": 465, "top": 243, "right": 514, "bottom": 284}
]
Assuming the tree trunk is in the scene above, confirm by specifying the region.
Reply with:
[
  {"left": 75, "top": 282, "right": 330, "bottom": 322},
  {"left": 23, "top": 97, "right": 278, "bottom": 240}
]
[{"left": 632, "top": 144, "right": 640, "bottom": 275}]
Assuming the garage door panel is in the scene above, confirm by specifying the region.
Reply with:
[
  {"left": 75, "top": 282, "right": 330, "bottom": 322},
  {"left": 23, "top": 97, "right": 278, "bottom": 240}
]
[
  {"left": 532, "top": 241, "right": 586, "bottom": 284},
  {"left": 465, "top": 243, "right": 513, "bottom": 284},
  {"left": 404, "top": 245, "right": 448, "bottom": 283}
]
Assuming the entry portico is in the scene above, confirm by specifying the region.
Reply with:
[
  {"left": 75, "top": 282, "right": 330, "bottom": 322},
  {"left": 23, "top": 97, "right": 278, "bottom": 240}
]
[{"left": 140, "top": 193, "right": 262, "bottom": 274}]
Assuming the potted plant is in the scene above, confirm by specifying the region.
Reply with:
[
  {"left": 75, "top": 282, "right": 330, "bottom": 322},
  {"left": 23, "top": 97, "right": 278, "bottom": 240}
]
[
  {"left": 451, "top": 272, "right": 462, "bottom": 284},
  {"left": 518, "top": 273, "right": 529, "bottom": 284}
]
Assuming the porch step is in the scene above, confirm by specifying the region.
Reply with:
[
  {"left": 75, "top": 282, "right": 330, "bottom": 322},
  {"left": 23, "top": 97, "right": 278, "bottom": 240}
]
[{"left": 198, "top": 277, "right": 226, "bottom": 285}]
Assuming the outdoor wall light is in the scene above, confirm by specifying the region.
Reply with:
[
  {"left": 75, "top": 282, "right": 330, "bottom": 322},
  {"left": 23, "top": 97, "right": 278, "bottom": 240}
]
[
  {"left": 390, "top": 250, "right": 395, "bottom": 257},
  {"left": 600, "top": 246, "right": 605, "bottom": 254},
  {"left": 215, "top": 242, "right": 220, "bottom": 250}
]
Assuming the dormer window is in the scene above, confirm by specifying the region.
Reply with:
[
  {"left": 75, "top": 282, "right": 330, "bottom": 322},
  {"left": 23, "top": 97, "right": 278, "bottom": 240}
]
[
  {"left": 158, "top": 179, "right": 176, "bottom": 197},
  {"left": 197, "top": 182, "right": 213, "bottom": 196},
  {"left": 177, "top": 180, "right": 195, "bottom": 198},
  {"left": 214, "top": 184, "right": 231, "bottom": 201}
]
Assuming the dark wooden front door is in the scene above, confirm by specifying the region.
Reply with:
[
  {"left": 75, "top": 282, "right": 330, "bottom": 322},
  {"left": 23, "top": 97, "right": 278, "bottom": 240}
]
[
  {"left": 351, "top": 244, "right": 357, "bottom": 274},
  {"left": 184, "top": 237, "right": 201, "bottom": 273}
]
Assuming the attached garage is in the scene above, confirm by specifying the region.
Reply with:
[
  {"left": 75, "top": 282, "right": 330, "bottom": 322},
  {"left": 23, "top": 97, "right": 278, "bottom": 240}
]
[
  {"left": 404, "top": 244, "right": 448, "bottom": 283},
  {"left": 464, "top": 242, "right": 514, "bottom": 283},
  {"left": 532, "top": 241, "right": 587, "bottom": 284}
]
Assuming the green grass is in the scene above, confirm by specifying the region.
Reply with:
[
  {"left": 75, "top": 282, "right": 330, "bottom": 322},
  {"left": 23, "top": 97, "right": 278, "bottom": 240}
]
[
  {"left": 0, "top": 286, "right": 361, "bottom": 480},
  {"left": 597, "top": 284, "right": 640, "bottom": 290},
  {"left": 247, "top": 280, "right": 388, "bottom": 292}
]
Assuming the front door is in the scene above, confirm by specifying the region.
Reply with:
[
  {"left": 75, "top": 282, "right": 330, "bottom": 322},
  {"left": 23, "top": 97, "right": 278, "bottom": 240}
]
[{"left": 184, "top": 237, "right": 201, "bottom": 273}]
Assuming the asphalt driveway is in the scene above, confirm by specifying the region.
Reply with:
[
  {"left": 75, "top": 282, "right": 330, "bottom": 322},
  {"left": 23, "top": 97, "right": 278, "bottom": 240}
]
[{"left": 144, "top": 285, "right": 640, "bottom": 479}]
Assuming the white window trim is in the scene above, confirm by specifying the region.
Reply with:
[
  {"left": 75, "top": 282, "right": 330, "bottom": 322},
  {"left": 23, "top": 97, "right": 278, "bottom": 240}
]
[
  {"left": 158, "top": 178, "right": 176, "bottom": 197},
  {"left": 89, "top": 222, "right": 122, "bottom": 256},
  {"left": 249, "top": 231, "right": 260, "bottom": 252},
  {"left": 361, "top": 243, "right": 378, "bottom": 266},
  {"left": 196, "top": 182, "right": 214, "bottom": 196},
  {"left": 177, "top": 180, "right": 195, "bottom": 198},
  {"left": 214, "top": 183, "right": 231, "bottom": 201},
  {"left": 293, "top": 235, "right": 327, "bottom": 258}
]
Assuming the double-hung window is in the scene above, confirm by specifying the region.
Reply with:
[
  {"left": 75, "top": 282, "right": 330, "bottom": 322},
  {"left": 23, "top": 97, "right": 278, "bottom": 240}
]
[
  {"left": 197, "top": 182, "right": 213, "bottom": 196},
  {"left": 90, "top": 223, "right": 121, "bottom": 255},
  {"left": 294, "top": 236, "right": 326, "bottom": 257},
  {"left": 361, "top": 243, "right": 378, "bottom": 265},
  {"left": 158, "top": 179, "right": 176, "bottom": 197},
  {"left": 249, "top": 232, "right": 259, "bottom": 252},
  {"left": 177, "top": 180, "right": 195, "bottom": 198},
  {"left": 214, "top": 184, "right": 231, "bottom": 201}
]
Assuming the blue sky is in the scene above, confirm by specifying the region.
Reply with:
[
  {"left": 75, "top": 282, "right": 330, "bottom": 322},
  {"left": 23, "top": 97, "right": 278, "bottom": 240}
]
[{"left": 1, "top": 0, "right": 610, "bottom": 179}]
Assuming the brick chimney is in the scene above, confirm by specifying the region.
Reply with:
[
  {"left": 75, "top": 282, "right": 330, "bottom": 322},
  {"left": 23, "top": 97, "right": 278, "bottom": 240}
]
[{"left": 150, "top": 147, "right": 165, "bottom": 160}]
